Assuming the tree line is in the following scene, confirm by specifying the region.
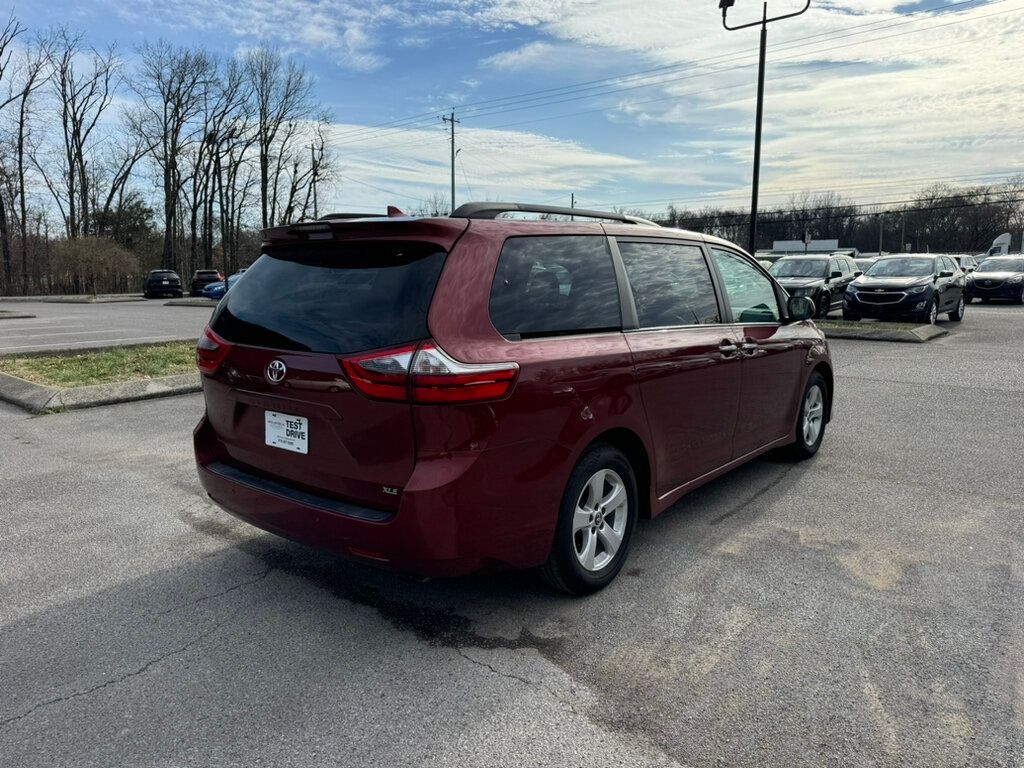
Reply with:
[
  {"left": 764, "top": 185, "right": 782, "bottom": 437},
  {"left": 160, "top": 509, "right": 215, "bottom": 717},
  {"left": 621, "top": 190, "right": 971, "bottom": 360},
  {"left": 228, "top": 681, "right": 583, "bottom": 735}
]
[
  {"left": 651, "top": 179, "right": 1024, "bottom": 254},
  {"left": 0, "top": 15, "right": 331, "bottom": 295}
]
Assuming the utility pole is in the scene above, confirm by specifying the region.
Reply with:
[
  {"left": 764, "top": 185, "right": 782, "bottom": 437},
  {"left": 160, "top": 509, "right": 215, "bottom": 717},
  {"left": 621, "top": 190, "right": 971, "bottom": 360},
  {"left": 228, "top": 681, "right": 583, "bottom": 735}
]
[
  {"left": 571, "top": 192, "right": 575, "bottom": 221},
  {"left": 719, "top": 0, "right": 811, "bottom": 255},
  {"left": 878, "top": 213, "right": 884, "bottom": 255},
  {"left": 442, "top": 111, "right": 459, "bottom": 213},
  {"left": 311, "top": 143, "right": 319, "bottom": 220}
]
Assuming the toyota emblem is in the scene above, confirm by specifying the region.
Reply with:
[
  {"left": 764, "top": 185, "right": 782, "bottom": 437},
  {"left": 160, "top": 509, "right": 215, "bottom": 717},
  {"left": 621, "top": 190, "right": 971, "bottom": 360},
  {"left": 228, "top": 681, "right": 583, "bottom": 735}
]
[{"left": 266, "top": 359, "right": 287, "bottom": 384}]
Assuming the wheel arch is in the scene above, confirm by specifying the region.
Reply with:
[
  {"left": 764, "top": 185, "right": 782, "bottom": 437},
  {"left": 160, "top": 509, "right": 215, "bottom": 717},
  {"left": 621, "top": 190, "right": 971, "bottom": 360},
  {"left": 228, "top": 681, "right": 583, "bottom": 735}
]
[{"left": 587, "top": 427, "right": 653, "bottom": 519}]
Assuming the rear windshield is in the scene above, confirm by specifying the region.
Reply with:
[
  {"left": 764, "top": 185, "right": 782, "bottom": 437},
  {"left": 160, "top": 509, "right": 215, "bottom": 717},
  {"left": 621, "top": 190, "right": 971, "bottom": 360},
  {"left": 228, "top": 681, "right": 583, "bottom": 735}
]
[{"left": 210, "top": 241, "right": 446, "bottom": 354}]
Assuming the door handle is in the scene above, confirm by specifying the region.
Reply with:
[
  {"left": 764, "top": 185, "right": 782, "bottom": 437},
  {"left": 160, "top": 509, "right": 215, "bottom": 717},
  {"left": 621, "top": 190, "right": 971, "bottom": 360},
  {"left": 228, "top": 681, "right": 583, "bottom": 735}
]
[
  {"left": 740, "top": 339, "right": 760, "bottom": 356},
  {"left": 719, "top": 340, "right": 739, "bottom": 358}
]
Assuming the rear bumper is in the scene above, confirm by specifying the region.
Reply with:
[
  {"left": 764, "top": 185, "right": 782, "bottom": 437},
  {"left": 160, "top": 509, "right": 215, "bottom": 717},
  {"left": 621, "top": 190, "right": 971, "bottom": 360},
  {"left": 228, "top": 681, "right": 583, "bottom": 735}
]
[{"left": 194, "top": 416, "right": 567, "bottom": 576}]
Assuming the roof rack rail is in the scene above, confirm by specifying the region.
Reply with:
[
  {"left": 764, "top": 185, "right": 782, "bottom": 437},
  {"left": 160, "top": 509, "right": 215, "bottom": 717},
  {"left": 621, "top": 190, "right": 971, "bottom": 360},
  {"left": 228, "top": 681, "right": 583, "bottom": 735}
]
[{"left": 450, "top": 202, "right": 659, "bottom": 227}]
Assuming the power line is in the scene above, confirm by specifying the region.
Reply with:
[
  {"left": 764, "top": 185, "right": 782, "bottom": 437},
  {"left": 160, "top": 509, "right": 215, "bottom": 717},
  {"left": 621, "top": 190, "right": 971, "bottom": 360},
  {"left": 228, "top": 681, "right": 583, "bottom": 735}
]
[
  {"left": 667, "top": 195, "right": 1024, "bottom": 226},
  {"left": 329, "top": 0, "right": 1016, "bottom": 148}
]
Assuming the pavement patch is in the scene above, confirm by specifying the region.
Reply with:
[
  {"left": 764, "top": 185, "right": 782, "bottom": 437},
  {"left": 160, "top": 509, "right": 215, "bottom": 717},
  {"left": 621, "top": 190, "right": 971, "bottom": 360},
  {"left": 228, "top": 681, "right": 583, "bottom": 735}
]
[{"left": 0, "top": 310, "right": 36, "bottom": 320}]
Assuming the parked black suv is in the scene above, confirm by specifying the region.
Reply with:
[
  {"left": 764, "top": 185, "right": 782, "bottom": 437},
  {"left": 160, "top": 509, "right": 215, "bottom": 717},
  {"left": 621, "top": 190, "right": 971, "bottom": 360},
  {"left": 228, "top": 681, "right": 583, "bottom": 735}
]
[
  {"left": 965, "top": 257, "right": 1024, "bottom": 304},
  {"left": 144, "top": 270, "right": 183, "bottom": 299},
  {"left": 190, "top": 269, "right": 223, "bottom": 296},
  {"left": 769, "top": 254, "right": 858, "bottom": 318},
  {"left": 844, "top": 255, "right": 965, "bottom": 324}
]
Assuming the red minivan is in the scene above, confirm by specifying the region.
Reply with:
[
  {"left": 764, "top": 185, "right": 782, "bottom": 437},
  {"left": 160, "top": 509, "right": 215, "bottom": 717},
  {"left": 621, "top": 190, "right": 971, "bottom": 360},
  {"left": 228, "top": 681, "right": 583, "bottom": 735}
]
[{"left": 194, "top": 202, "right": 832, "bottom": 593}]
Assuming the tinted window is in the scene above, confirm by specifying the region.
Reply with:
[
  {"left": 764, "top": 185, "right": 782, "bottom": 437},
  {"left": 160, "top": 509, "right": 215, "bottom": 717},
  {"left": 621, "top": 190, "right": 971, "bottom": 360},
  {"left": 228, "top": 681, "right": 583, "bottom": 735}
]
[
  {"left": 711, "top": 249, "right": 780, "bottom": 323},
  {"left": 489, "top": 236, "right": 621, "bottom": 338},
  {"left": 617, "top": 241, "right": 719, "bottom": 327},
  {"left": 210, "top": 241, "right": 446, "bottom": 354}
]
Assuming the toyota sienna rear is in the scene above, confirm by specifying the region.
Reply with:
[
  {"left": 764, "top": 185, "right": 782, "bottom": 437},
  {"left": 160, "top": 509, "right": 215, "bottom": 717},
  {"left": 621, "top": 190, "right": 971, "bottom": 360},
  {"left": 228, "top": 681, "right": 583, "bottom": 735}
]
[{"left": 195, "top": 203, "right": 833, "bottom": 593}]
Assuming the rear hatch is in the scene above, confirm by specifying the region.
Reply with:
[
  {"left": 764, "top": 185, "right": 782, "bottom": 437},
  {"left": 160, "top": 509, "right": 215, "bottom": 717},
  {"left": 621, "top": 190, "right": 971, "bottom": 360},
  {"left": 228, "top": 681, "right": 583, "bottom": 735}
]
[{"left": 202, "top": 231, "right": 458, "bottom": 512}]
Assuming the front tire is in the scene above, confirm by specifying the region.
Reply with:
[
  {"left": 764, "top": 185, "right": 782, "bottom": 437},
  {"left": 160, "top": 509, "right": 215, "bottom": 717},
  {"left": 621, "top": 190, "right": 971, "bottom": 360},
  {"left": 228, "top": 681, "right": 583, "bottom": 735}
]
[
  {"left": 787, "top": 372, "right": 828, "bottom": 460},
  {"left": 816, "top": 292, "right": 831, "bottom": 319},
  {"left": 542, "top": 445, "right": 637, "bottom": 595},
  {"left": 917, "top": 298, "right": 938, "bottom": 325}
]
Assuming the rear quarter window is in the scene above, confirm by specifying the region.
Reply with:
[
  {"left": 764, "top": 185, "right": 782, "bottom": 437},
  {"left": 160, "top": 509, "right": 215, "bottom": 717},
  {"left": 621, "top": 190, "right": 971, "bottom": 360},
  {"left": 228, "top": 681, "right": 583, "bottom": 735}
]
[
  {"left": 488, "top": 236, "right": 621, "bottom": 339},
  {"left": 210, "top": 241, "right": 446, "bottom": 354}
]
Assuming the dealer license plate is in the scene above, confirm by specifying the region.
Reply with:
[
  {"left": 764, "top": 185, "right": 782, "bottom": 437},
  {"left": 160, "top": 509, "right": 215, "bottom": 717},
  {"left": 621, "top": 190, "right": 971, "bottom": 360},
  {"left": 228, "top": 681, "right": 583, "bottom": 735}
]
[{"left": 264, "top": 411, "right": 308, "bottom": 454}]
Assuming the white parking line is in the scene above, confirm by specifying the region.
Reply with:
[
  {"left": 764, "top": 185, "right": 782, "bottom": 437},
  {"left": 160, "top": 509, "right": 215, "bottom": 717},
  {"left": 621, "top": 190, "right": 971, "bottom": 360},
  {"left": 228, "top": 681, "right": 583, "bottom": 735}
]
[
  {"left": 0, "top": 328, "right": 134, "bottom": 339},
  {"left": 0, "top": 327, "right": 111, "bottom": 337},
  {"left": 0, "top": 335, "right": 188, "bottom": 352}
]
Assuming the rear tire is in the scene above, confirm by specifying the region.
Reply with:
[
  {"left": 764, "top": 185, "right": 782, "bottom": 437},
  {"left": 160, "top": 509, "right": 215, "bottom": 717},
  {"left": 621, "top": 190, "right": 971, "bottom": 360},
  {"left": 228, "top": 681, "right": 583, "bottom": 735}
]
[
  {"left": 949, "top": 295, "right": 965, "bottom": 321},
  {"left": 787, "top": 372, "right": 828, "bottom": 460},
  {"left": 1015, "top": 290, "right": 1024, "bottom": 305},
  {"left": 542, "top": 444, "right": 637, "bottom": 595}
]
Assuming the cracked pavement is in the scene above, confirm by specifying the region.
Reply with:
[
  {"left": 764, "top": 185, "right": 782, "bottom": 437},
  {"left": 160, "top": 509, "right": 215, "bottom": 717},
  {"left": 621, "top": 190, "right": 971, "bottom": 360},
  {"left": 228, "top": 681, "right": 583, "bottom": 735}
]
[{"left": 1, "top": 304, "right": 1022, "bottom": 767}]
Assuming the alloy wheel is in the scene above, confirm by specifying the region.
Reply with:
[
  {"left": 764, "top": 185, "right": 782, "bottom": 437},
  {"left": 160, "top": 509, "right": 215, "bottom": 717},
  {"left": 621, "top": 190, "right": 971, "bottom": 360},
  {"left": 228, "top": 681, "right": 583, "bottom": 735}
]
[
  {"left": 572, "top": 468, "right": 628, "bottom": 572},
  {"left": 802, "top": 385, "right": 825, "bottom": 447},
  {"left": 929, "top": 301, "right": 938, "bottom": 325}
]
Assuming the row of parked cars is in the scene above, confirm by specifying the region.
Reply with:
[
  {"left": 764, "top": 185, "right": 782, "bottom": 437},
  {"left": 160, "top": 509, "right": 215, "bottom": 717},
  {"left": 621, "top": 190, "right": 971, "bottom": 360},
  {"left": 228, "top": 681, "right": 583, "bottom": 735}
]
[
  {"left": 766, "top": 253, "right": 1024, "bottom": 324},
  {"left": 143, "top": 269, "right": 247, "bottom": 300}
]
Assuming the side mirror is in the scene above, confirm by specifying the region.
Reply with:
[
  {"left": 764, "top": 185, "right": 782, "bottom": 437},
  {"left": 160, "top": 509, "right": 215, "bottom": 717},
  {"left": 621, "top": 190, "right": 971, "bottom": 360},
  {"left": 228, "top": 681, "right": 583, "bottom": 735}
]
[
  {"left": 854, "top": 271, "right": 863, "bottom": 277},
  {"left": 788, "top": 295, "right": 815, "bottom": 321},
  {"left": 830, "top": 270, "right": 843, "bottom": 279},
  {"left": 939, "top": 270, "right": 954, "bottom": 278}
]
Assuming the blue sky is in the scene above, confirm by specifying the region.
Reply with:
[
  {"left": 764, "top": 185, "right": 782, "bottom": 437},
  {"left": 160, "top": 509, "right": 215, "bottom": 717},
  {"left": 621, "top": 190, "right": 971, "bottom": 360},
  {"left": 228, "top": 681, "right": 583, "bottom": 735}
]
[{"left": 13, "top": 0, "right": 1024, "bottom": 215}]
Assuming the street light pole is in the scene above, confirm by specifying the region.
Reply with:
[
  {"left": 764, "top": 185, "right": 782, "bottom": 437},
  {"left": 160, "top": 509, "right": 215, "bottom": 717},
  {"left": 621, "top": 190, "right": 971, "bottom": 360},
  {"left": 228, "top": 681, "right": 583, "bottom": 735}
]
[{"left": 720, "top": 0, "right": 811, "bottom": 255}]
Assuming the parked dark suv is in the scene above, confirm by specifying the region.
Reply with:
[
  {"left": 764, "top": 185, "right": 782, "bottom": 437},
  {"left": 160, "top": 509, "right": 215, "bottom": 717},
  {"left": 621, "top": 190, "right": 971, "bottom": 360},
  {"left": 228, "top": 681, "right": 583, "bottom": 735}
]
[
  {"left": 843, "top": 255, "right": 965, "bottom": 324},
  {"left": 965, "top": 256, "right": 1024, "bottom": 304},
  {"left": 768, "top": 254, "right": 858, "bottom": 318},
  {"left": 191, "top": 269, "right": 223, "bottom": 296},
  {"left": 193, "top": 203, "right": 833, "bottom": 593},
  {"left": 143, "top": 269, "right": 183, "bottom": 298}
]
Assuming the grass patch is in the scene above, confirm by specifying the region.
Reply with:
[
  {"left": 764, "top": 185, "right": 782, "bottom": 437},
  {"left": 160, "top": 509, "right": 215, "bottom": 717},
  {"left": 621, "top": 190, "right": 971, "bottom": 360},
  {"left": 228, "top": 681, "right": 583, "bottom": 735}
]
[
  {"left": 817, "top": 319, "right": 923, "bottom": 331},
  {"left": 0, "top": 341, "right": 196, "bottom": 388}
]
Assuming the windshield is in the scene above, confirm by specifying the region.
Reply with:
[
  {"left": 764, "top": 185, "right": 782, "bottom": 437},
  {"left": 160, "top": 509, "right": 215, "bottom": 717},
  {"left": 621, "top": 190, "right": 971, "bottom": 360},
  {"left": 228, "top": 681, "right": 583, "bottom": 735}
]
[
  {"left": 210, "top": 241, "right": 446, "bottom": 355},
  {"left": 769, "top": 259, "right": 827, "bottom": 278},
  {"left": 977, "top": 258, "right": 1024, "bottom": 273},
  {"left": 865, "top": 258, "right": 935, "bottom": 277}
]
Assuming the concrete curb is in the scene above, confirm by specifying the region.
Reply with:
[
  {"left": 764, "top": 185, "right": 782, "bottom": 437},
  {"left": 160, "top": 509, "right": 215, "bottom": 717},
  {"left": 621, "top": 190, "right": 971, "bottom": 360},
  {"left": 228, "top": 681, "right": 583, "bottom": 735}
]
[
  {"left": 0, "top": 371, "right": 201, "bottom": 414},
  {"left": 0, "top": 294, "right": 144, "bottom": 304},
  {"left": 0, "top": 310, "right": 36, "bottom": 320},
  {"left": 165, "top": 298, "right": 217, "bottom": 307},
  {"left": 818, "top": 323, "right": 949, "bottom": 343}
]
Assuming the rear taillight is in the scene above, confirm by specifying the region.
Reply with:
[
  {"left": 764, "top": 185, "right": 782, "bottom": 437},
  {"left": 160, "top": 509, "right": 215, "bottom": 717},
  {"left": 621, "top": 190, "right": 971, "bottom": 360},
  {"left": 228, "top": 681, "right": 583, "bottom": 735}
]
[
  {"left": 196, "top": 327, "right": 231, "bottom": 375},
  {"left": 341, "top": 344, "right": 418, "bottom": 401},
  {"left": 341, "top": 341, "right": 519, "bottom": 404}
]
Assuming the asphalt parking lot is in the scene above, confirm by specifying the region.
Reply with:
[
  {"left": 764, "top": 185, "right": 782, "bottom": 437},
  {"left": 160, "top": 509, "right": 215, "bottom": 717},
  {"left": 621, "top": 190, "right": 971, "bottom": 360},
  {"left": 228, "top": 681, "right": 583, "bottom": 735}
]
[
  {"left": 1, "top": 303, "right": 1021, "bottom": 767},
  {"left": 0, "top": 300, "right": 210, "bottom": 354}
]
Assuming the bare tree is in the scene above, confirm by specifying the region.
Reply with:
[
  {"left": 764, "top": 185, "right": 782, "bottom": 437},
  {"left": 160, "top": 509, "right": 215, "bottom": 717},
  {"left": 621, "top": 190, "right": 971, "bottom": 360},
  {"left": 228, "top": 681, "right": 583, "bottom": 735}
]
[
  {"left": 0, "top": 15, "right": 27, "bottom": 291},
  {"left": 244, "top": 47, "right": 319, "bottom": 228},
  {"left": 45, "top": 28, "right": 118, "bottom": 240},
  {"left": 129, "top": 40, "right": 214, "bottom": 270}
]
